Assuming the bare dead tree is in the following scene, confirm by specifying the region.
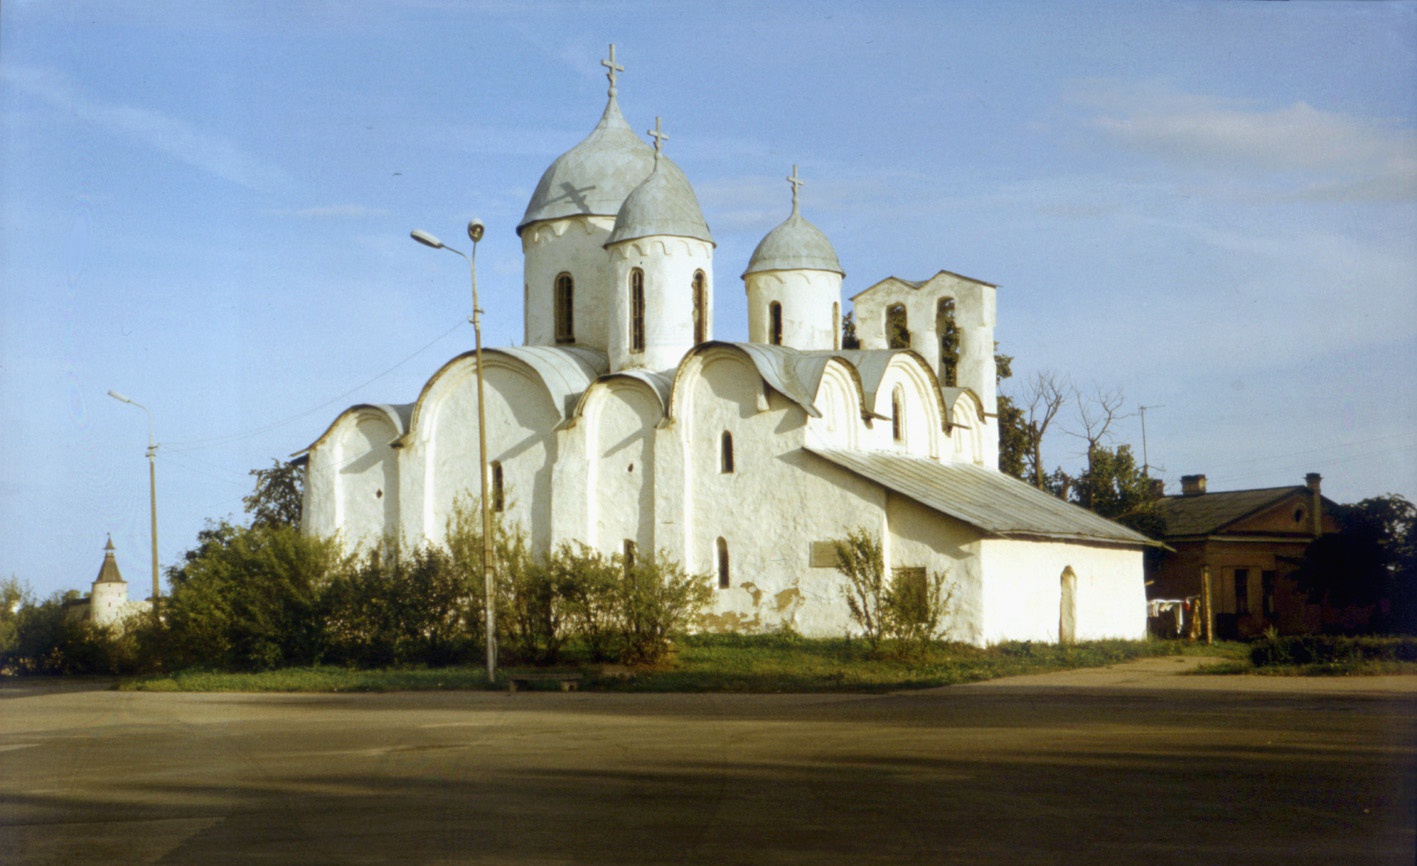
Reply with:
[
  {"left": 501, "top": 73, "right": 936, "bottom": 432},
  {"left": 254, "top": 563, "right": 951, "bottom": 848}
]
[
  {"left": 1063, "top": 385, "right": 1129, "bottom": 510},
  {"left": 1024, "top": 371, "right": 1069, "bottom": 489}
]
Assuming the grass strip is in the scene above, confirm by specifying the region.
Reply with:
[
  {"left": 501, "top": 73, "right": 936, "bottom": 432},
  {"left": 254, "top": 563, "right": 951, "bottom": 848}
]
[{"left": 120, "top": 636, "right": 1248, "bottom": 694}]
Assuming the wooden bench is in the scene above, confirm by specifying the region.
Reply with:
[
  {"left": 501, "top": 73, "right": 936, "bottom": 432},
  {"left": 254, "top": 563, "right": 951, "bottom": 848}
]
[{"left": 505, "top": 672, "right": 583, "bottom": 693}]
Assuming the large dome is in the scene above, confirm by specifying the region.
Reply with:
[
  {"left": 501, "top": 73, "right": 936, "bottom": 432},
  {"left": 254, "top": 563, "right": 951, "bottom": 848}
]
[
  {"left": 606, "top": 158, "right": 714, "bottom": 247},
  {"left": 518, "top": 96, "right": 657, "bottom": 235},
  {"left": 742, "top": 209, "right": 844, "bottom": 278}
]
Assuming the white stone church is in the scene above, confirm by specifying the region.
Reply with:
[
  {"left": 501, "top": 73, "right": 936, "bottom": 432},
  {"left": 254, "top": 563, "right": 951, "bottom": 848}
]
[{"left": 297, "top": 49, "right": 1154, "bottom": 645}]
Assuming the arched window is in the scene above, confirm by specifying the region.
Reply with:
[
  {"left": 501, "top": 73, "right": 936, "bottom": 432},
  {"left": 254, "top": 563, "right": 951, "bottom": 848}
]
[
  {"left": 554, "top": 273, "right": 574, "bottom": 344},
  {"left": 891, "top": 387, "right": 904, "bottom": 443},
  {"left": 623, "top": 539, "right": 637, "bottom": 571},
  {"left": 630, "top": 269, "right": 645, "bottom": 353},
  {"left": 693, "top": 270, "right": 707, "bottom": 345},
  {"left": 886, "top": 304, "right": 910, "bottom": 349},
  {"left": 716, "top": 537, "right": 730, "bottom": 589},
  {"left": 936, "top": 297, "right": 958, "bottom": 386},
  {"left": 769, "top": 301, "right": 783, "bottom": 346},
  {"left": 832, "top": 302, "right": 841, "bottom": 350},
  {"left": 490, "top": 461, "right": 505, "bottom": 512},
  {"left": 720, "top": 431, "right": 734, "bottom": 474}
]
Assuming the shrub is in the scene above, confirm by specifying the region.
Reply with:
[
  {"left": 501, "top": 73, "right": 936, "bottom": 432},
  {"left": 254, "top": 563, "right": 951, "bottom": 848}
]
[
  {"left": 547, "top": 542, "right": 622, "bottom": 662},
  {"left": 322, "top": 544, "right": 476, "bottom": 668},
  {"left": 616, "top": 549, "right": 714, "bottom": 665},
  {"left": 162, "top": 521, "right": 349, "bottom": 671},
  {"left": 833, "top": 528, "right": 955, "bottom": 658},
  {"left": 1250, "top": 635, "right": 1417, "bottom": 667}
]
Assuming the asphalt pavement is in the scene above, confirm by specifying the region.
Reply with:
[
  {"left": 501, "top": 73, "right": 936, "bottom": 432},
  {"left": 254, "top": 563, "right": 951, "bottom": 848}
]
[{"left": 2, "top": 659, "right": 1413, "bottom": 865}]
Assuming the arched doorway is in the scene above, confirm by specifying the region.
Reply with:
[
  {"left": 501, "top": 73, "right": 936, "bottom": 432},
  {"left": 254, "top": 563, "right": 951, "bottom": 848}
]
[{"left": 1059, "top": 567, "right": 1078, "bottom": 644}]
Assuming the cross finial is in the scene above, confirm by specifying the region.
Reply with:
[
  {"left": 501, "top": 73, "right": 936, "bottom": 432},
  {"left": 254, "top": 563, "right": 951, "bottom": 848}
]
[
  {"left": 648, "top": 116, "right": 669, "bottom": 163},
  {"left": 787, "top": 164, "right": 804, "bottom": 213},
  {"left": 601, "top": 44, "right": 624, "bottom": 97}
]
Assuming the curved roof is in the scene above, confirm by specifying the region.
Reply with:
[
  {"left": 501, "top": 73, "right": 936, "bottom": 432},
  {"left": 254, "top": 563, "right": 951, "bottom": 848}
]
[
  {"left": 518, "top": 96, "right": 657, "bottom": 234},
  {"left": 293, "top": 402, "right": 412, "bottom": 458},
  {"left": 668, "top": 343, "right": 949, "bottom": 429},
  {"left": 476, "top": 346, "right": 608, "bottom": 419},
  {"left": 606, "top": 158, "right": 713, "bottom": 246},
  {"left": 742, "top": 209, "right": 843, "bottom": 278},
  {"left": 570, "top": 369, "right": 674, "bottom": 422}
]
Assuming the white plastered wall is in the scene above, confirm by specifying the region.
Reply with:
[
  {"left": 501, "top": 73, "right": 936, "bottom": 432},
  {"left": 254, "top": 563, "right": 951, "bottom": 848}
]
[
  {"left": 870, "top": 356, "right": 943, "bottom": 459},
  {"left": 521, "top": 216, "right": 616, "bottom": 352},
  {"left": 406, "top": 359, "right": 561, "bottom": 553},
  {"left": 585, "top": 379, "right": 660, "bottom": 554},
  {"left": 681, "top": 348, "right": 886, "bottom": 635},
  {"left": 744, "top": 269, "right": 842, "bottom": 350},
  {"left": 315, "top": 411, "right": 400, "bottom": 552},
  {"left": 884, "top": 492, "right": 986, "bottom": 645},
  {"left": 977, "top": 538, "right": 1147, "bottom": 644},
  {"left": 606, "top": 236, "right": 713, "bottom": 373}
]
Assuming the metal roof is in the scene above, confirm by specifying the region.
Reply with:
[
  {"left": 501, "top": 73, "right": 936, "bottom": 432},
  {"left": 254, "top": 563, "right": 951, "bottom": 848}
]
[
  {"left": 490, "top": 346, "right": 608, "bottom": 419},
  {"left": 518, "top": 95, "right": 656, "bottom": 234},
  {"left": 606, "top": 159, "right": 713, "bottom": 246},
  {"left": 808, "top": 448, "right": 1159, "bottom": 547},
  {"left": 742, "top": 210, "right": 844, "bottom": 278},
  {"left": 94, "top": 536, "right": 125, "bottom": 584},
  {"left": 1156, "top": 486, "right": 1323, "bottom": 538}
]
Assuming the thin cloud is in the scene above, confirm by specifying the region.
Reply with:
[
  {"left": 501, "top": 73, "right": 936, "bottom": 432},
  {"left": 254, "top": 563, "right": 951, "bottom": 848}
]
[
  {"left": 1068, "top": 79, "right": 1417, "bottom": 202},
  {"left": 3, "top": 64, "right": 288, "bottom": 192}
]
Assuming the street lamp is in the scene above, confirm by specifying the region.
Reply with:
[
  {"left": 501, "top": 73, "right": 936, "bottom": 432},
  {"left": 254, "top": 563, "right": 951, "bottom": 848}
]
[
  {"left": 411, "top": 220, "right": 496, "bottom": 683},
  {"left": 107, "top": 389, "right": 161, "bottom": 625}
]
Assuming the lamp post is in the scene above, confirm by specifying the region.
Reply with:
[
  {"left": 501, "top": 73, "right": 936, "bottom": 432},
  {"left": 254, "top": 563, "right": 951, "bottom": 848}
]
[
  {"left": 411, "top": 221, "right": 496, "bottom": 683},
  {"left": 107, "top": 390, "right": 161, "bottom": 625}
]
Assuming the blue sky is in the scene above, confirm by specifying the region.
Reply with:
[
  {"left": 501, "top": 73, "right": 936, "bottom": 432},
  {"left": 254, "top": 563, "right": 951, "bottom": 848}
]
[{"left": 3, "top": 1, "right": 1415, "bottom": 599}]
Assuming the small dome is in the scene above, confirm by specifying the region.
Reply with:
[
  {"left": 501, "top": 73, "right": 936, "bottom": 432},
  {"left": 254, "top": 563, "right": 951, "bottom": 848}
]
[
  {"left": 518, "top": 96, "right": 657, "bottom": 235},
  {"left": 606, "top": 158, "right": 714, "bottom": 246},
  {"left": 742, "top": 210, "right": 844, "bottom": 278}
]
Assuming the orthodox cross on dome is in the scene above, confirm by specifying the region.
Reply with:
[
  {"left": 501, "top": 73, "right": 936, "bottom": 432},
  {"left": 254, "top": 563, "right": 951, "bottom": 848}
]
[
  {"left": 787, "top": 164, "right": 804, "bottom": 214},
  {"left": 602, "top": 44, "right": 624, "bottom": 97},
  {"left": 648, "top": 116, "right": 669, "bottom": 165}
]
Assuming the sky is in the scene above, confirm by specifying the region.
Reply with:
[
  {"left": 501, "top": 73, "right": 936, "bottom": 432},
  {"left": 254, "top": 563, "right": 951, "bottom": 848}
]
[{"left": 2, "top": 0, "right": 1415, "bottom": 600}]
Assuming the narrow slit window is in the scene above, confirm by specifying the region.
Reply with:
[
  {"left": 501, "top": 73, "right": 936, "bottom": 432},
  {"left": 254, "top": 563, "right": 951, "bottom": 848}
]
[
  {"left": 721, "top": 431, "right": 734, "bottom": 474},
  {"left": 716, "top": 537, "right": 730, "bottom": 589},
  {"left": 891, "top": 387, "right": 904, "bottom": 443},
  {"left": 630, "top": 268, "right": 646, "bottom": 353},
  {"left": 490, "top": 461, "right": 505, "bottom": 512},
  {"left": 832, "top": 302, "right": 841, "bottom": 350},
  {"left": 693, "top": 270, "right": 707, "bottom": 345},
  {"left": 623, "top": 539, "right": 637, "bottom": 571},
  {"left": 554, "top": 273, "right": 574, "bottom": 344},
  {"left": 886, "top": 303, "right": 910, "bottom": 349},
  {"left": 769, "top": 301, "right": 783, "bottom": 345}
]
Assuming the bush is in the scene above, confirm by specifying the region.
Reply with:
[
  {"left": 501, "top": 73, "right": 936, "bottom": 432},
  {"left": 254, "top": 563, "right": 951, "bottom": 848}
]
[
  {"left": 833, "top": 528, "right": 955, "bottom": 658},
  {"left": 162, "top": 521, "right": 349, "bottom": 671},
  {"left": 322, "top": 544, "right": 476, "bottom": 668},
  {"left": 1250, "top": 635, "right": 1417, "bottom": 667},
  {"left": 616, "top": 550, "right": 714, "bottom": 665},
  {"left": 549, "top": 542, "right": 622, "bottom": 662}
]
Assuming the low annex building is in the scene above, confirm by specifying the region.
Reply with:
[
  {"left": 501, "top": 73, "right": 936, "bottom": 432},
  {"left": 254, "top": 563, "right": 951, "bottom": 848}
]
[{"left": 297, "top": 48, "right": 1155, "bottom": 645}]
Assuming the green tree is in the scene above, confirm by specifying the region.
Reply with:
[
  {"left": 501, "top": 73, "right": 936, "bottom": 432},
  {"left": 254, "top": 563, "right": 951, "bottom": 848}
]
[
  {"left": 1295, "top": 494, "right": 1417, "bottom": 633},
  {"left": 1054, "top": 444, "right": 1163, "bottom": 537},
  {"left": 163, "top": 520, "right": 348, "bottom": 670},
  {"left": 840, "top": 310, "right": 860, "bottom": 349},
  {"left": 244, "top": 459, "right": 304, "bottom": 529}
]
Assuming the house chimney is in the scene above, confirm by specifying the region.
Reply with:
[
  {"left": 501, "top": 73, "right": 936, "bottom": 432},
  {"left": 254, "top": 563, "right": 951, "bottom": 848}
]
[
  {"left": 1181, "top": 474, "right": 1207, "bottom": 497},
  {"left": 1148, "top": 478, "right": 1165, "bottom": 498},
  {"left": 1306, "top": 472, "right": 1322, "bottom": 537}
]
